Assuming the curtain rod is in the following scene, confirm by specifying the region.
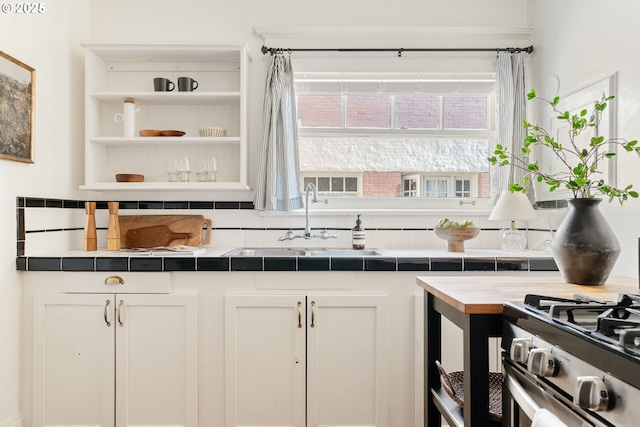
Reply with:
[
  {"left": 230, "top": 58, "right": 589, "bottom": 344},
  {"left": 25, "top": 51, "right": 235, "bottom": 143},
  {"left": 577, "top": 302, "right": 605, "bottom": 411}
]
[{"left": 261, "top": 45, "right": 534, "bottom": 57}]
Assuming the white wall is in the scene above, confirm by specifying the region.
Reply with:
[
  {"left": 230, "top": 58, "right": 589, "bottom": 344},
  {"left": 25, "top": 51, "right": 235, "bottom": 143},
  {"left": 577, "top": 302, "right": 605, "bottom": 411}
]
[
  {"left": 528, "top": 0, "right": 640, "bottom": 278},
  {"left": 0, "top": 1, "right": 89, "bottom": 423}
]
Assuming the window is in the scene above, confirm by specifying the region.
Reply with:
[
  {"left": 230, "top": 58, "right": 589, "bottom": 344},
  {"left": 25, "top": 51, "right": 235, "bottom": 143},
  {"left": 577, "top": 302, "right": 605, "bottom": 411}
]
[
  {"left": 295, "top": 72, "right": 495, "bottom": 200},
  {"left": 303, "top": 174, "right": 360, "bottom": 197},
  {"left": 455, "top": 178, "right": 472, "bottom": 197},
  {"left": 424, "top": 178, "right": 449, "bottom": 198}
]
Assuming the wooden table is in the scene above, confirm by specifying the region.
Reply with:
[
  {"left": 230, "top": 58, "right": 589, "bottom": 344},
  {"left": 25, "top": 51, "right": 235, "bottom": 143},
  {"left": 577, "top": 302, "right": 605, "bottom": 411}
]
[{"left": 416, "top": 275, "right": 638, "bottom": 427}]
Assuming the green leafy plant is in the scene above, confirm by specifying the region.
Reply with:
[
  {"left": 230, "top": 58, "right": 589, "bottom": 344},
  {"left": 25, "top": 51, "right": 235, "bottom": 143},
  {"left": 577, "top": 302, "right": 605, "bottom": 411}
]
[
  {"left": 436, "top": 219, "right": 475, "bottom": 228},
  {"left": 488, "top": 89, "right": 640, "bottom": 204}
]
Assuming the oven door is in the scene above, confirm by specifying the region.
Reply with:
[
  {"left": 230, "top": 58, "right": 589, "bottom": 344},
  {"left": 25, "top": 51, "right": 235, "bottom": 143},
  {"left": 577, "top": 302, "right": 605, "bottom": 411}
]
[{"left": 503, "top": 360, "right": 611, "bottom": 427}]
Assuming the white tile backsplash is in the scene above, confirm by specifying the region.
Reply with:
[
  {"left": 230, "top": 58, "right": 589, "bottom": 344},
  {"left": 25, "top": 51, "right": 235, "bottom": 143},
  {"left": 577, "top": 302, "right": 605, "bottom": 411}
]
[{"left": 23, "top": 201, "right": 571, "bottom": 255}]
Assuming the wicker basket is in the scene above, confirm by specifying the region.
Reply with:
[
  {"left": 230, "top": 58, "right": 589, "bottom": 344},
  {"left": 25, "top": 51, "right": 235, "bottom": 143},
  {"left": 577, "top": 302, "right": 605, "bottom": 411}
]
[{"left": 435, "top": 360, "right": 503, "bottom": 422}]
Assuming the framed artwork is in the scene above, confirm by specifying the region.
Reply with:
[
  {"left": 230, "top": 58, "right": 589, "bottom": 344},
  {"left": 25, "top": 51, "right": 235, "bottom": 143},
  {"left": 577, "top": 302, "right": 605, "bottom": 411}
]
[{"left": 0, "top": 50, "right": 35, "bottom": 163}]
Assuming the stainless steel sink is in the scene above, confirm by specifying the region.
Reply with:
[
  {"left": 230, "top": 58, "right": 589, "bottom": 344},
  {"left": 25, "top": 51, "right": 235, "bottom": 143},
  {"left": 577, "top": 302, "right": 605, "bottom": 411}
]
[
  {"left": 222, "top": 247, "right": 385, "bottom": 257},
  {"left": 303, "top": 248, "right": 385, "bottom": 257},
  {"left": 222, "top": 248, "right": 307, "bottom": 257}
]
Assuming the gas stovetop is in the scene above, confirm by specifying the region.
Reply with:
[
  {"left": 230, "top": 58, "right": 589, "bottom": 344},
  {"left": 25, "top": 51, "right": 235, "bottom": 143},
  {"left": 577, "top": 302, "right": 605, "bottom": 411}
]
[
  {"left": 503, "top": 294, "right": 640, "bottom": 426},
  {"left": 521, "top": 293, "right": 640, "bottom": 357}
]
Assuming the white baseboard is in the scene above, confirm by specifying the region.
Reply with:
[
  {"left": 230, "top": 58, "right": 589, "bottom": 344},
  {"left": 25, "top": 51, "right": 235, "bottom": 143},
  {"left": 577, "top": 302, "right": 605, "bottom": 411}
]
[{"left": 0, "top": 412, "right": 23, "bottom": 427}]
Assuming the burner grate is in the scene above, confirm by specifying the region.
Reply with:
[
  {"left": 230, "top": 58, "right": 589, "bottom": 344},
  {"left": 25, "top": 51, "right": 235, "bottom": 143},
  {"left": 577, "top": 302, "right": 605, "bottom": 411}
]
[
  {"left": 523, "top": 293, "right": 640, "bottom": 349},
  {"left": 620, "top": 328, "right": 640, "bottom": 356}
]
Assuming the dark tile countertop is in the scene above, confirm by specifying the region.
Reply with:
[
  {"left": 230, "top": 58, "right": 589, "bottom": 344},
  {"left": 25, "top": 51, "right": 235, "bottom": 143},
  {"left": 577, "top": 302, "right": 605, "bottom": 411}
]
[{"left": 16, "top": 248, "right": 558, "bottom": 273}]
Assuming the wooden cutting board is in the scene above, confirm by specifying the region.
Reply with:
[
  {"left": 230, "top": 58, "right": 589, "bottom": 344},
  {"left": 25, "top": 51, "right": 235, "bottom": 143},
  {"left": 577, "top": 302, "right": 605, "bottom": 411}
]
[
  {"left": 126, "top": 225, "right": 194, "bottom": 249},
  {"left": 119, "top": 215, "right": 212, "bottom": 248}
]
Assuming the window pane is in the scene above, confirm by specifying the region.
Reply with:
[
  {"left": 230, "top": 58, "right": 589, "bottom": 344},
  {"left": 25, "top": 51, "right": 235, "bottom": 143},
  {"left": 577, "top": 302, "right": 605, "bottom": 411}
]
[
  {"left": 455, "top": 179, "right": 471, "bottom": 197},
  {"left": 345, "top": 177, "right": 358, "bottom": 192},
  {"left": 347, "top": 95, "right": 390, "bottom": 128},
  {"left": 304, "top": 177, "right": 315, "bottom": 188},
  {"left": 443, "top": 95, "right": 488, "bottom": 129},
  {"left": 297, "top": 95, "right": 342, "bottom": 127},
  {"left": 331, "top": 177, "right": 344, "bottom": 192},
  {"left": 395, "top": 95, "right": 439, "bottom": 129},
  {"left": 317, "top": 177, "right": 330, "bottom": 191},
  {"left": 425, "top": 179, "right": 448, "bottom": 198}
]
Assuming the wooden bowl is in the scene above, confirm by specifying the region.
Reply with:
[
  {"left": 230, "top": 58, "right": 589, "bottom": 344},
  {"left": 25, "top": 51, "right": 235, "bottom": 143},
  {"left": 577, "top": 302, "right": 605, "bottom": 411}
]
[
  {"left": 116, "top": 174, "right": 144, "bottom": 182},
  {"left": 161, "top": 130, "right": 186, "bottom": 137},
  {"left": 434, "top": 227, "right": 480, "bottom": 252},
  {"left": 139, "top": 129, "right": 163, "bottom": 137}
]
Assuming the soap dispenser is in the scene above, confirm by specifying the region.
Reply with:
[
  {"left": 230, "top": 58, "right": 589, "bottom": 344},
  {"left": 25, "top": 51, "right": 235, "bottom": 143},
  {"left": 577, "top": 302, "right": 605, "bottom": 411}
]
[{"left": 352, "top": 214, "right": 366, "bottom": 250}]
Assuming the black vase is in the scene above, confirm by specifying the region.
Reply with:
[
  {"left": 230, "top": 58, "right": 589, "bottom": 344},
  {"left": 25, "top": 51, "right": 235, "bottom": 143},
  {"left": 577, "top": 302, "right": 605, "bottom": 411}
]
[{"left": 551, "top": 198, "right": 620, "bottom": 285}]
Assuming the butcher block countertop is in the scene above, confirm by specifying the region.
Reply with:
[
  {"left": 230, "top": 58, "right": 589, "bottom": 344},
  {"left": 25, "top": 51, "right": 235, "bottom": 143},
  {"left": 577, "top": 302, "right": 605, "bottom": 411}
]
[{"left": 416, "top": 275, "right": 639, "bottom": 314}]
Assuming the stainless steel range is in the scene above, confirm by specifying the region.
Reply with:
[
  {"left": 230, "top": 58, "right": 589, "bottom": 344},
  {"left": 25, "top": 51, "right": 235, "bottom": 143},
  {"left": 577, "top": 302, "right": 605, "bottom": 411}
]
[{"left": 502, "top": 293, "right": 640, "bottom": 426}]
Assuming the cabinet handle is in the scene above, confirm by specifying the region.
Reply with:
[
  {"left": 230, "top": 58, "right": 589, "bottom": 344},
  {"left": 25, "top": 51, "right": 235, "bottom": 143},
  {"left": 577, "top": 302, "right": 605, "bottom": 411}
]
[
  {"left": 310, "top": 301, "right": 316, "bottom": 328},
  {"left": 297, "top": 301, "right": 302, "bottom": 328},
  {"left": 117, "top": 300, "right": 124, "bottom": 327},
  {"left": 104, "top": 299, "right": 111, "bottom": 326},
  {"left": 104, "top": 275, "right": 124, "bottom": 285}
]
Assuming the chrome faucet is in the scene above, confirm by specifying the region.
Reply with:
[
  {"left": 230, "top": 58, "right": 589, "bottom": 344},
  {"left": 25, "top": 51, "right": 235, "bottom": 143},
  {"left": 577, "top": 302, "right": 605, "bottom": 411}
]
[{"left": 278, "top": 183, "right": 338, "bottom": 241}]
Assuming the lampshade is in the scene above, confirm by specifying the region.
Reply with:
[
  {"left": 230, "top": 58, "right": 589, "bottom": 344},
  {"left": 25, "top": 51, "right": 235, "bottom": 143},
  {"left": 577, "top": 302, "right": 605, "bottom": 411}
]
[{"left": 488, "top": 191, "right": 537, "bottom": 221}]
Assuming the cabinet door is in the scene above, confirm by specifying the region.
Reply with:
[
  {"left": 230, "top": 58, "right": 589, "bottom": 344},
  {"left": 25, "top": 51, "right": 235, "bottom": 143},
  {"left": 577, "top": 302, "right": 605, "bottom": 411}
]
[
  {"left": 307, "top": 296, "right": 388, "bottom": 427},
  {"left": 115, "top": 294, "right": 198, "bottom": 427},
  {"left": 224, "top": 295, "right": 306, "bottom": 427},
  {"left": 32, "top": 294, "right": 115, "bottom": 427}
]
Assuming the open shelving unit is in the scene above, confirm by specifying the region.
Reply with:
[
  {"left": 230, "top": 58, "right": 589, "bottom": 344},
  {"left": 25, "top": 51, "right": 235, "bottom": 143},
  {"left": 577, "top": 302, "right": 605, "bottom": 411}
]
[{"left": 81, "top": 42, "right": 251, "bottom": 192}]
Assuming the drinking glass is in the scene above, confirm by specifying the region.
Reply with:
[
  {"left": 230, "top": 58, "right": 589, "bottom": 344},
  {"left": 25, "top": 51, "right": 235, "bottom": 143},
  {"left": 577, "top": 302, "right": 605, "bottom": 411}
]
[
  {"left": 195, "top": 159, "right": 208, "bottom": 182},
  {"left": 166, "top": 159, "right": 178, "bottom": 182},
  {"left": 177, "top": 157, "right": 191, "bottom": 182},
  {"left": 206, "top": 157, "right": 218, "bottom": 182}
]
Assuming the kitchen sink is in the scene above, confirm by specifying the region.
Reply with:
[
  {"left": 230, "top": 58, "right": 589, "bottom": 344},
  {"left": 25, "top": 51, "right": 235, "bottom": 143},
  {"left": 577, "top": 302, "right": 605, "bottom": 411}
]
[
  {"left": 222, "top": 248, "right": 386, "bottom": 257},
  {"left": 303, "top": 248, "right": 385, "bottom": 257},
  {"left": 222, "top": 248, "right": 307, "bottom": 257}
]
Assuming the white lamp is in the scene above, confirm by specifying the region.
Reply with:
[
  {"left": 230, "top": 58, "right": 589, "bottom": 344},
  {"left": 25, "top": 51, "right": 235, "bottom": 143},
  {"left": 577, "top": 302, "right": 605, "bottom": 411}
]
[{"left": 488, "top": 190, "right": 538, "bottom": 251}]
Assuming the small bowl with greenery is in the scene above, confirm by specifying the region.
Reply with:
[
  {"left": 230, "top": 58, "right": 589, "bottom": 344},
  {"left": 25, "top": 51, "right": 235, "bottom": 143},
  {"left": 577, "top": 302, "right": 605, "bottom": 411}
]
[{"left": 434, "top": 219, "right": 480, "bottom": 252}]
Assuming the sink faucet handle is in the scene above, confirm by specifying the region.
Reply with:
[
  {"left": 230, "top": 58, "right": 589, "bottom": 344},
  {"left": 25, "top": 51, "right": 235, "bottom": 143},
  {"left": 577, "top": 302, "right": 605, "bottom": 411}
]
[
  {"left": 320, "top": 230, "right": 338, "bottom": 239},
  {"left": 279, "top": 230, "right": 297, "bottom": 241}
]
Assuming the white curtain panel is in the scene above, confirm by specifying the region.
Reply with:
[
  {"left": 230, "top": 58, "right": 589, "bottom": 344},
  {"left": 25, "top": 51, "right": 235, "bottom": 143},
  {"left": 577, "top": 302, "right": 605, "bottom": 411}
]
[
  {"left": 492, "top": 52, "right": 530, "bottom": 205},
  {"left": 255, "top": 54, "right": 304, "bottom": 211}
]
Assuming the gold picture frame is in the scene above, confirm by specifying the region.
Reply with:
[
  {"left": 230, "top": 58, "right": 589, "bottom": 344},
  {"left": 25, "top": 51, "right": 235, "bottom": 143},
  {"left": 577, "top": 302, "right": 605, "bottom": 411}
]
[{"left": 0, "top": 50, "right": 35, "bottom": 163}]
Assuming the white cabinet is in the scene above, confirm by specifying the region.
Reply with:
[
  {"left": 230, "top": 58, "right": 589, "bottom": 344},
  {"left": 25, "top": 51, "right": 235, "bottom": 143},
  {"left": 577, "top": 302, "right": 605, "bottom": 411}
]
[
  {"left": 81, "top": 42, "right": 251, "bottom": 192},
  {"left": 32, "top": 293, "right": 198, "bottom": 427},
  {"left": 224, "top": 295, "right": 387, "bottom": 427}
]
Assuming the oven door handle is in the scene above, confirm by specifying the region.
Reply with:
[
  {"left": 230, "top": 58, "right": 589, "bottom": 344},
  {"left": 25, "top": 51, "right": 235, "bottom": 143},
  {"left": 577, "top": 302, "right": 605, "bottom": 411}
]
[{"left": 506, "top": 369, "right": 541, "bottom": 420}]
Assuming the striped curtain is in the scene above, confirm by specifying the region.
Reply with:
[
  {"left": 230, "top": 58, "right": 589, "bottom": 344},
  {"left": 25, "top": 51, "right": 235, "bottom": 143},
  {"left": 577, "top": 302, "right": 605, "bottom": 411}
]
[
  {"left": 254, "top": 53, "right": 304, "bottom": 211},
  {"left": 491, "top": 51, "right": 530, "bottom": 205}
]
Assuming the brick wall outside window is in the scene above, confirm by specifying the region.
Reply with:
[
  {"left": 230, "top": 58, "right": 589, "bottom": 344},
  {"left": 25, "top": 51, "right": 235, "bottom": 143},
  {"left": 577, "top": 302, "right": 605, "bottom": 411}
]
[
  {"left": 444, "top": 95, "right": 488, "bottom": 129},
  {"left": 297, "top": 95, "right": 342, "bottom": 127},
  {"left": 363, "top": 172, "right": 401, "bottom": 197},
  {"left": 478, "top": 171, "right": 490, "bottom": 197},
  {"left": 347, "top": 95, "right": 390, "bottom": 128}
]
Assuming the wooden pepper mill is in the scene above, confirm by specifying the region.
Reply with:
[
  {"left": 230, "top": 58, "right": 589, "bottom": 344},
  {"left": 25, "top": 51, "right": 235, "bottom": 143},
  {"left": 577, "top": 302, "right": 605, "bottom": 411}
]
[
  {"left": 107, "top": 202, "right": 121, "bottom": 251},
  {"left": 84, "top": 202, "right": 97, "bottom": 251}
]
